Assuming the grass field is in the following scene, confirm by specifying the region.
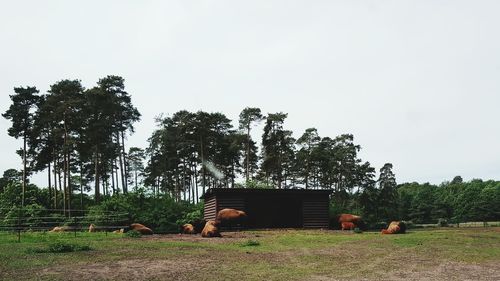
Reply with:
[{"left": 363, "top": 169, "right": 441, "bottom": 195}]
[{"left": 1, "top": 228, "right": 499, "bottom": 280}]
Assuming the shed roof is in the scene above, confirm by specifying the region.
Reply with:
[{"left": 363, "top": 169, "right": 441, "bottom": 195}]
[{"left": 200, "top": 188, "right": 332, "bottom": 199}]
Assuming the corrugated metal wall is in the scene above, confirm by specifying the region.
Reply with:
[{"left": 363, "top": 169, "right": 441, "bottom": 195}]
[
  {"left": 203, "top": 190, "right": 331, "bottom": 228},
  {"left": 302, "top": 196, "right": 329, "bottom": 228},
  {"left": 204, "top": 196, "right": 217, "bottom": 221},
  {"left": 217, "top": 195, "right": 246, "bottom": 213}
]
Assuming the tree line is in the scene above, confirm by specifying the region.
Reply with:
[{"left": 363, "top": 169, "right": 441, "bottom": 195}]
[
  {"left": 2, "top": 76, "right": 140, "bottom": 216},
  {"left": 2, "top": 76, "right": 499, "bottom": 226},
  {"left": 142, "top": 109, "right": 390, "bottom": 209}
]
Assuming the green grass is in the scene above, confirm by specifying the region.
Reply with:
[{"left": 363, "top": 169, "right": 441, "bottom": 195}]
[
  {"left": 0, "top": 228, "right": 499, "bottom": 280},
  {"left": 241, "top": 239, "right": 260, "bottom": 247},
  {"left": 28, "top": 241, "right": 92, "bottom": 253}
]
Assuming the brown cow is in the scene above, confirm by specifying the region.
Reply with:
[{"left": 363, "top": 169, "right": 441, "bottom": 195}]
[
  {"left": 341, "top": 222, "right": 355, "bottom": 231},
  {"left": 88, "top": 224, "right": 96, "bottom": 233},
  {"left": 216, "top": 208, "right": 247, "bottom": 228},
  {"left": 334, "top": 214, "right": 366, "bottom": 230},
  {"left": 381, "top": 221, "right": 406, "bottom": 234},
  {"left": 181, "top": 223, "right": 196, "bottom": 234},
  {"left": 338, "top": 214, "right": 362, "bottom": 224},
  {"left": 130, "top": 223, "right": 154, "bottom": 235},
  {"left": 201, "top": 220, "right": 221, "bottom": 238}
]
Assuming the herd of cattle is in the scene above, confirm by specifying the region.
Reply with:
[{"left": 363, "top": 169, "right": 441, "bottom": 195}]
[
  {"left": 333, "top": 213, "right": 406, "bottom": 234},
  {"left": 182, "top": 208, "right": 248, "bottom": 237},
  {"left": 48, "top": 208, "right": 406, "bottom": 236}
]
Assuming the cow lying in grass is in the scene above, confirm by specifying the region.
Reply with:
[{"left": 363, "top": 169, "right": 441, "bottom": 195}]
[
  {"left": 130, "top": 223, "right": 154, "bottom": 235},
  {"left": 181, "top": 223, "right": 196, "bottom": 234},
  {"left": 201, "top": 220, "right": 221, "bottom": 238},
  {"left": 179, "top": 219, "right": 206, "bottom": 234},
  {"left": 49, "top": 226, "right": 68, "bottom": 232},
  {"left": 113, "top": 228, "right": 124, "bottom": 234},
  {"left": 381, "top": 221, "right": 407, "bottom": 234}
]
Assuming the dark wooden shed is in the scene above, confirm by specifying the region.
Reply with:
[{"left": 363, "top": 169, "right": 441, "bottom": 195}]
[{"left": 201, "top": 188, "right": 332, "bottom": 228}]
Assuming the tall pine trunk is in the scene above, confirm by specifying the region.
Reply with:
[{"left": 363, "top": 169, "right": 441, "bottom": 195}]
[
  {"left": 111, "top": 158, "right": 115, "bottom": 194},
  {"left": 134, "top": 169, "right": 138, "bottom": 191},
  {"left": 53, "top": 149, "right": 58, "bottom": 209},
  {"left": 80, "top": 160, "right": 84, "bottom": 210},
  {"left": 62, "top": 151, "right": 67, "bottom": 216},
  {"left": 193, "top": 161, "right": 199, "bottom": 204},
  {"left": 117, "top": 133, "right": 126, "bottom": 194},
  {"left": 114, "top": 158, "right": 120, "bottom": 194},
  {"left": 246, "top": 125, "right": 251, "bottom": 182},
  {"left": 121, "top": 131, "right": 128, "bottom": 193},
  {"left": 94, "top": 149, "right": 100, "bottom": 203},
  {"left": 200, "top": 136, "right": 206, "bottom": 194},
  {"left": 48, "top": 162, "right": 52, "bottom": 208},
  {"left": 67, "top": 148, "right": 71, "bottom": 217},
  {"left": 22, "top": 135, "right": 27, "bottom": 207}
]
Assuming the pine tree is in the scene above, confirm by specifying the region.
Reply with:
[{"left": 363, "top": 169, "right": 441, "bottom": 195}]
[
  {"left": 239, "top": 107, "right": 264, "bottom": 182},
  {"left": 3, "top": 86, "right": 42, "bottom": 207}
]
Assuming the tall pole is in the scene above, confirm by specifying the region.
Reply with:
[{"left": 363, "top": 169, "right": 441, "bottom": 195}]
[{"left": 22, "top": 135, "right": 26, "bottom": 207}]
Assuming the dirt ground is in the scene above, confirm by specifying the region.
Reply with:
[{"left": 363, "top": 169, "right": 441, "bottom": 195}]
[
  {"left": 5, "top": 229, "right": 500, "bottom": 281},
  {"left": 39, "top": 258, "right": 500, "bottom": 281}
]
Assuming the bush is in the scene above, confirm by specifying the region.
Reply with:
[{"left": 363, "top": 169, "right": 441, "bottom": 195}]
[
  {"left": 437, "top": 218, "right": 448, "bottom": 227},
  {"left": 403, "top": 220, "right": 418, "bottom": 229},
  {"left": 241, "top": 239, "right": 260, "bottom": 247},
  {"left": 371, "top": 221, "right": 388, "bottom": 230},
  {"left": 30, "top": 241, "right": 91, "bottom": 253},
  {"left": 84, "top": 197, "right": 133, "bottom": 227},
  {"left": 125, "top": 230, "right": 142, "bottom": 238},
  {"left": 176, "top": 203, "right": 204, "bottom": 227},
  {"left": 353, "top": 227, "right": 363, "bottom": 234}
]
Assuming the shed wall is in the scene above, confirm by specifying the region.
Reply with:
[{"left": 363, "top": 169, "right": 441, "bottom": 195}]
[
  {"left": 204, "top": 196, "right": 217, "bottom": 221},
  {"left": 203, "top": 190, "right": 330, "bottom": 229},
  {"left": 302, "top": 196, "right": 329, "bottom": 228},
  {"left": 217, "top": 195, "right": 246, "bottom": 214}
]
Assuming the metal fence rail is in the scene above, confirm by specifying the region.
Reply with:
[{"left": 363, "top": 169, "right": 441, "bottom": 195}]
[{"left": 0, "top": 208, "right": 130, "bottom": 242}]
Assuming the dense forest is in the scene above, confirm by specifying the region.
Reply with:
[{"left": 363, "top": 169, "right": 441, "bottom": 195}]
[{"left": 1, "top": 76, "right": 499, "bottom": 231}]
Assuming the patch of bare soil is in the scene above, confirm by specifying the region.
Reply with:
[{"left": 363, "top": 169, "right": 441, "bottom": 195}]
[
  {"left": 36, "top": 246, "right": 284, "bottom": 281},
  {"left": 138, "top": 231, "right": 267, "bottom": 243},
  {"left": 38, "top": 259, "right": 208, "bottom": 281},
  {"left": 306, "top": 261, "right": 500, "bottom": 281},
  {"left": 307, "top": 240, "right": 500, "bottom": 281},
  {"left": 33, "top": 230, "right": 500, "bottom": 281}
]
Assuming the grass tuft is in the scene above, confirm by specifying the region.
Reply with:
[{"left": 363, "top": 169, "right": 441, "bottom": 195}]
[
  {"left": 353, "top": 227, "right": 363, "bottom": 234},
  {"left": 28, "top": 241, "right": 91, "bottom": 253},
  {"left": 124, "top": 230, "right": 142, "bottom": 238},
  {"left": 241, "top": 239, "right": 260, "bottom": 247}
]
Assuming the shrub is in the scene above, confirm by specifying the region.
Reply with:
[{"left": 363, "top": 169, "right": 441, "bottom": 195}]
[
  {"left": 371, "top": 221, "right": 388, "bottom": 230},
  {"left": 437, "top": 218, "right": 448, "bottom": 227},
  {"left": 30, "top": 241, "right": 91, "bottom": 253},
  {"left": 176, "top": 203, "right": 204, "bottom": 227},
  {"left": 353, "top": 227, "right": 363, "bottom": 234},
  {"left": 125, "top": 230, "right": 142, "bottom": 238},
  {"left": 403, "top": 220, "right": 415, "bottom": 229},
  {"left": 84, "top": 197, "right": 133, "bottom": 227}
]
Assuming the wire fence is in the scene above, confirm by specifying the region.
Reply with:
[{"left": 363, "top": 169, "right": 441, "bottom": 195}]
[
  {"left": 413, "top": 221, "right": 500, "bottom": 228},
  {"left": 0, "top": 207, "right": 130, "bottom": 242}
]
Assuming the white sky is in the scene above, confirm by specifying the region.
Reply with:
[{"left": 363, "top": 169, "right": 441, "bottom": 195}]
[{"left": 1, "top": 1, "right": 499, "bottom": 186}]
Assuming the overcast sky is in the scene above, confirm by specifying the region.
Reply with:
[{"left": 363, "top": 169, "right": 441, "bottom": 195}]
[{"left": 1, "top": 1, "right": 499, "bottom": 186}]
